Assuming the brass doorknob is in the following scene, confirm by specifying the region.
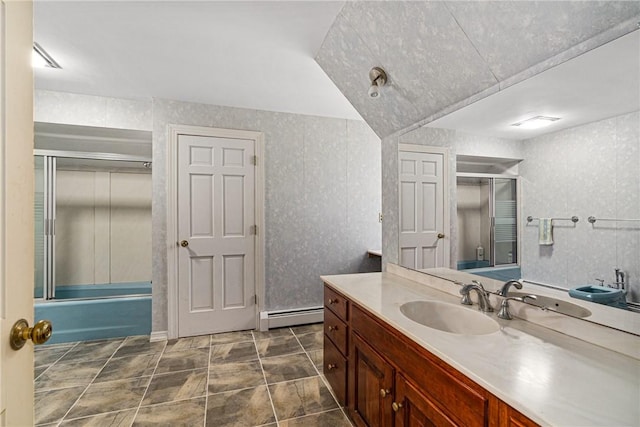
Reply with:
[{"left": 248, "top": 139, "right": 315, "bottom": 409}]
[
  {"left": 392, "top": 402, "right": 403, "bottom": 412},
  {"left": 328, "top": 325, "right": 337, "bottom": 332},
  {"left": 10, "top": 319, "right": 52, "bottom": 350},
  {"left": 380, "top": 388, "right": 391, "bottom": 398},
  {"left": 326, "top": 363, "right": 337, "bottom": 371},
  {"left": 180, "top": 240, "right": 189, "bottom": 247},
  {"left": 437, "top": 233, "right": 445, "bottom": 239}
]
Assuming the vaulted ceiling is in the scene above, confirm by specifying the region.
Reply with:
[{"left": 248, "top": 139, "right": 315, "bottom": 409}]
[{"left": 315, "top": 1, "right": 640, "bottom": 137}]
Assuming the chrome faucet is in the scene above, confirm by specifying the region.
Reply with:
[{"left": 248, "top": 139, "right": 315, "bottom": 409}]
[
  {"left": 496, "top": 279, "right": 523, "bottom": 297},
  {"left": 460, "top": 281, "right": 494, "bottom": 312},
  {"left": 497, "top": 295, "right": 537, "bottom": 320}
]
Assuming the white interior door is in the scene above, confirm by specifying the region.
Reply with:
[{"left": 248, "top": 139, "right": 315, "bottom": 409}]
[
  {"left": 398, "top": 146, "right": 449, "bottom": 269},
  {"left": 177, "top": 134, "right": 256, "bottom": 337},
  {"left": 0, "top": 1, "right": 35, "bottom": 425}
]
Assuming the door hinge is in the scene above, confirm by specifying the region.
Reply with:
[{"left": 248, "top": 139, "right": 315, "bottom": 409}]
[
  {"left": 251, "top": 155, "right": 257, "bottom": 166},
  {"left": 250, "top": 225, "right": 258, "bottom": 235}
]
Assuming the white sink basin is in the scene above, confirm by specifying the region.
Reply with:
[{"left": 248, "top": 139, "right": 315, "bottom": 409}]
[
  {"left": 509, "top": 292, "right": 592, "bottom": 318},
  {"left": 400, "top": 300, "right": 500, "bottom": 335}
]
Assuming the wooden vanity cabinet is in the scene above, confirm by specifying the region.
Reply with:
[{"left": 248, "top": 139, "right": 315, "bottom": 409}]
[
  {"left": 350, "top": 333, "right": 394, "bottom": 427},
  {"left": 323, "top": 285, "right": 350, "bottom": 406},
  {"left": 394, "top": 374, "right": 457, "bottom": 427},
  {"left": 323, "top": 283, "right": 539, "bottom": 427}
]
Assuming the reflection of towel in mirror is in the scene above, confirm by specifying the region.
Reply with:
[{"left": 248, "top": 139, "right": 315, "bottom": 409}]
[{"left": 539, "top": 218, "right": 553, "bottom": 245}]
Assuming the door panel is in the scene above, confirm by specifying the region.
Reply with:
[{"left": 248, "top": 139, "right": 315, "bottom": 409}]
[
  {"left": 399, "top": 148, "right": 447, "bottom": 269},
  {"left": 177, "top": 134, "right": 256, "bottom": 337},
  {"left": 394, "top": 374, "right": 457, "bottom": 427},
  {"left": 0, "top": 1, "right": 35, "bottom": 424},
  {"left": 350, "top": 333, "right": 394, "bottom": 427}
]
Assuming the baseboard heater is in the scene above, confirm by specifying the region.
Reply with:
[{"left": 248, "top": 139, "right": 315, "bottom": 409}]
[{"left": 259, "top": 306, "right": 324, "bottom": 331}]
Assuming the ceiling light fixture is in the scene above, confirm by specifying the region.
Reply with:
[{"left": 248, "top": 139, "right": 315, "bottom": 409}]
[
  {"left": 511, "top": 116, "right": 560, "bottom": 130},
  {"left": 368, "top": 67, "right": 387, "bottom": 99},
  {"left": 33, "top": 42, "right": 62, "bottom": 69}
]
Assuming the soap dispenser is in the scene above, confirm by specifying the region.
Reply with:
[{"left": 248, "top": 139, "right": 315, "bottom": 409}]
[{"left": 476, "top": 245, "right": 484, "bottom": 261}]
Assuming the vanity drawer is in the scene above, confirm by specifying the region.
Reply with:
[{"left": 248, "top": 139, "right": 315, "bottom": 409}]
[
  {"left": 324, "top": 308, "right": 348, "bottom": 356},
  {"left": 325, "top": 284, "right": 349, "bottom": 321},
  {"left": 323, "top": 337, "right": 348, "bottom": 406}
]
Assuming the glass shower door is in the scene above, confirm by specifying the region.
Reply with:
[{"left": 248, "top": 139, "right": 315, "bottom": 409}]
[
  {"left": 34, "top": 156, "right": 45, "bottom": 298},
  {"left": 34, "top": 155, "right": 56, "bottom": 299},
  {"left": 493, "top": 178, "right": 518, "bottom": 266}
]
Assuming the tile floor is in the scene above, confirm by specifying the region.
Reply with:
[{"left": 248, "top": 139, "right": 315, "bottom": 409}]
[{"left": 34, "top": 323, "right": 352, "bottom": 426}]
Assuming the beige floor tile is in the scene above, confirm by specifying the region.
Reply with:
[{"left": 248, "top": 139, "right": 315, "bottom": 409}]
[
  {"left": 208, "top": 360, "right": 265, "bottom": 394},
  {"left": 256, "top": 335, "right": 303, "bottom": 358},
  {"left": 35, "top": 359, "right": 106, "bottom": 391},
  {"left": 210, "top": 341, "right": 258, "bottom": 364},
  {"left": 142, "top": 368, "right": 208, "bottom": 405},
  {"left": 133, "top": 397, "right": 206, "bottom": 426},
  {"left": 210, "top": 330, "right": 254, "bottom": 345},
  {"left": 94, "top": 352, "right": 160, "bottom": 383},
  {"left": 261, "top": 353, "right": 317, "bottom": 384},
  {"left": 66, "top": 377, "right": 150, "bottom": 419},
  {"left": 269, "top": 376, "right": 338, "bottom": 420},
  {"left": 155, "top": 348, "right": 209, "bottom": 374},
  {"left": 279, "top": 409, "right": 352, "bottom": 426},
  {"left": 60, "top": 409, "right": 136, "bottom": 426},
  {"left": 34, "top": 386, "right": 85, "bottom": 425},
  {"left": 206, "top": 386, "right": 275, "bottom": 427},
  {"left": 165, "top": 335, "right": 211, "bottom": 352}
]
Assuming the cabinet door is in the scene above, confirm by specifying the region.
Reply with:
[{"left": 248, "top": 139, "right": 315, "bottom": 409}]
[
  {"left": 394, "top": 374, "right": 458, "bottom": 427},
  {"left": 350, "top": 333, "right": 395, "bottom": 427},
  {"left": 500, "top": 403, "right": 539, "bottom": 427}
]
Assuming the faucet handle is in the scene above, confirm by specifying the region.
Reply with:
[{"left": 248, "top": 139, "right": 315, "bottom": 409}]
[
  {"left": 459, "top": 284, "right": 473, "bottom": 305},
  {"left": 497, "top": 295, "right": 537, "bottom": 320},
  {"left": 595, "top": 278, "right": 605, "bottom": 286}
]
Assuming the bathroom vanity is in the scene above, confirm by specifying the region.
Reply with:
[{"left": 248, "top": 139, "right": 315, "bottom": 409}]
[{"left": 322, "top": 268, "right": 640, "bottom": 427}]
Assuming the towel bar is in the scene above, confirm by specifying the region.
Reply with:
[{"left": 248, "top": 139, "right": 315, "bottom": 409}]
[
  {"left": 527, "top": 216, "right": 579, "bottom": 223},
  {"left": 588, "top": 216, "right": 640, "bottom": 224}
]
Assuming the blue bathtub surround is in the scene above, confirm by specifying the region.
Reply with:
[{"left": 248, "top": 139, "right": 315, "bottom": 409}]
[
  {"left": 457, "top": 260, "right": 491, "bottom": 270},
  {"left": 35, "top": 282, "right": 152, "bottom": 344},
  {"left": 52, "top": 282, "right": 151, "bottom": 299}
]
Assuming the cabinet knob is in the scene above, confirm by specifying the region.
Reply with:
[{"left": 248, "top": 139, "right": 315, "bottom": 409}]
[
  {"left": 379, "top": 388, "right": 391, "bottom": 398},
  {"left": 392, "top": 402, "right": 403, "bottom": 412},
  {"left": 437, "top": 233, "right": 445, "bottom": 239},
  {"left": 326, "top": 363, "right": 337, "bottom": 371},
  {"left": 328, "top": 325, "right": 338, "bottom": 332},
  {"left": 327, "top": 298, "right": 337, "bottom": 304}
]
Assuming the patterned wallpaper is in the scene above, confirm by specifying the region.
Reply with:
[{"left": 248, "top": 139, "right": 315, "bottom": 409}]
[
  {"left": 34, "top": 91, "right": 382, "bottom": 333},
  {"left": 151, "top": 100, "right": 381, "bottom": 331},
  {"left": 520, "top": 111, "right": 640, "bottom": 302}
]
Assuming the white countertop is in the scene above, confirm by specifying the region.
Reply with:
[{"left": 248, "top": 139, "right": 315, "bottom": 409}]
[{"left": 321, "top": 271, "right": 640, "bottom": 427}]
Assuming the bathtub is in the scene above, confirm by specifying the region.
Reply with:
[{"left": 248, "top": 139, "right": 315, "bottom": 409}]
[{"left": 35, "top": 282, "right": 151, "bottom": 344}]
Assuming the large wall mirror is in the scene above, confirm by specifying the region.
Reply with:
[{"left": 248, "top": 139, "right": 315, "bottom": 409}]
[{"left": 392, "top": 30, "right": 639, "bottom": 325}]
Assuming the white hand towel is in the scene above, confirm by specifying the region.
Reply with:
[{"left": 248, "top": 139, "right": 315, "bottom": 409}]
[{"left": 539, "top": 218, "right": 553, "bottom": 245}]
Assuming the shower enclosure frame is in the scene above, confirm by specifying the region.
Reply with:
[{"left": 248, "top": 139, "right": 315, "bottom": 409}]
[
  {"left": 34, "top": 149, "right": 152, "bottom": 301},
  {"left": 456, "top": 172, "right": 521, "bottom": 269}
]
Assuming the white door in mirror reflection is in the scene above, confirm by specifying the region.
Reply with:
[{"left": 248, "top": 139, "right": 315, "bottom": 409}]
[{"left": 398, "top": 145, "right": 449, "bottom": 269}]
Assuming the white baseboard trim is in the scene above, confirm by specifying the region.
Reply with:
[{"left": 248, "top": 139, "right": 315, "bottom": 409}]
[
  {"left": 149, "top": 330, "right": 169, "bottom": 342},
  {"left": 259, "top": 306, "right": 324, "bottom": 331}
]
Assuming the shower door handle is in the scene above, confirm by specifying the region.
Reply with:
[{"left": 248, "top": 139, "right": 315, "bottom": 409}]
[{"left": 180, "top": 240, "right": 189, "bottom": 247}]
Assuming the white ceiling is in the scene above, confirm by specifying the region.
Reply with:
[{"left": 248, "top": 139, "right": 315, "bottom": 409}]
[
  {"left": 426, "top": 30, "right": 640, "bottom": 140},
  {"left": 34, "top": 2, "right": 639, "bottom": 135},
  {"left": 34, "top": 1, "right": 362, "bottom": 120}
]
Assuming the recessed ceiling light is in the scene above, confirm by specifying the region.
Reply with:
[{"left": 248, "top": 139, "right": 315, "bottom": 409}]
[
  {"left": 511, "top": 116, "right": 560, "bottom": 130},
  {"left": 33, "top": 42, "right": 62, "bottom": 69}
]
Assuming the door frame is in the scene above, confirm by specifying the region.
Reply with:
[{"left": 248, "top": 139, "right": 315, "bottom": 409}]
[
  {"left": 166, "top": 124, "right": 265, "bottom": 339},
  {"left": 397, "top": 143, "right": 451, "bottom": 269}
]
